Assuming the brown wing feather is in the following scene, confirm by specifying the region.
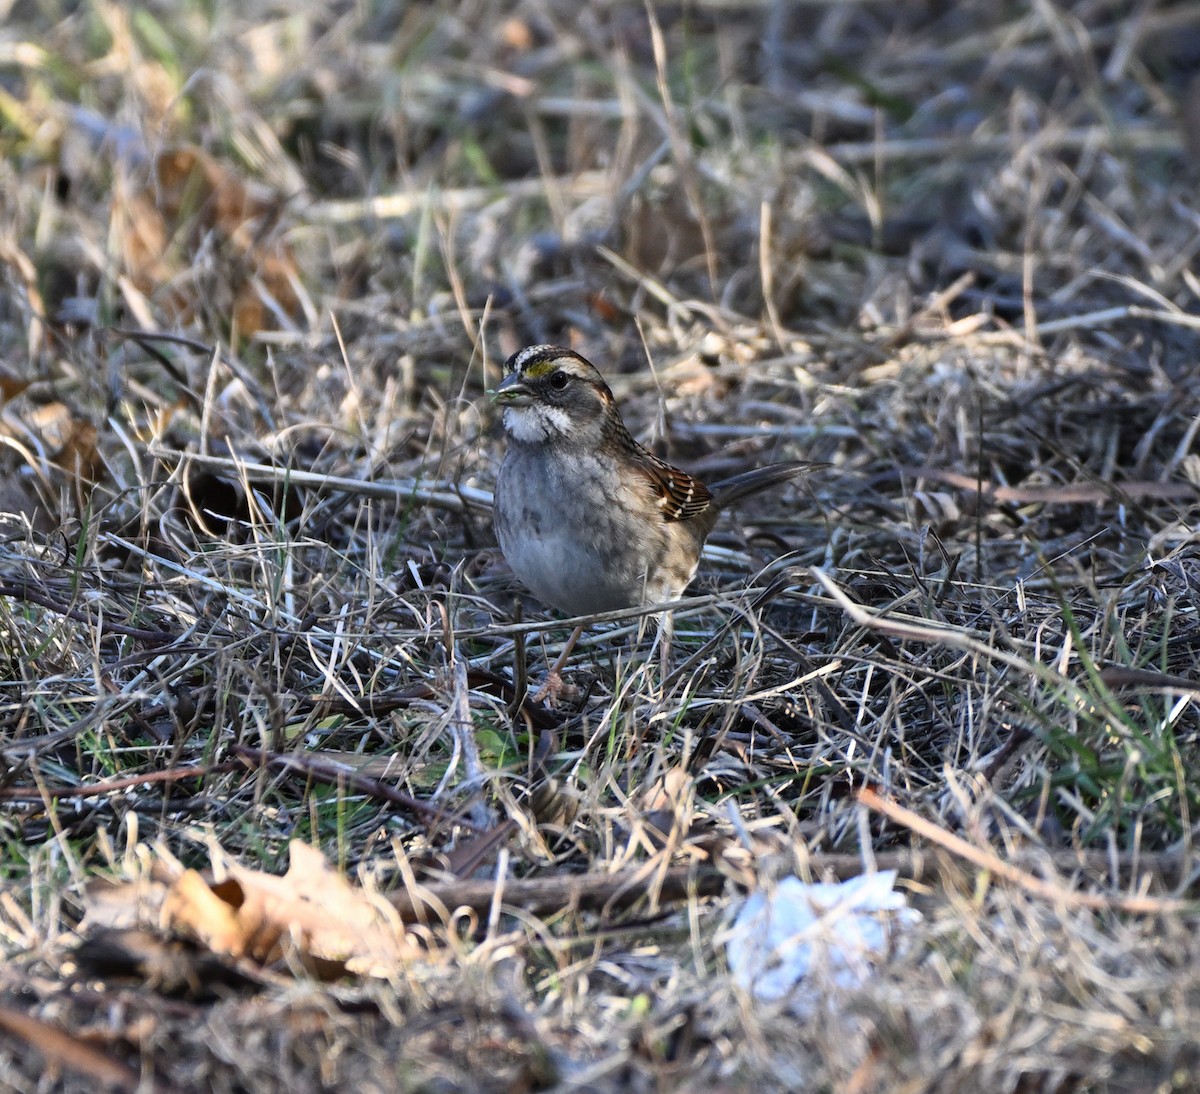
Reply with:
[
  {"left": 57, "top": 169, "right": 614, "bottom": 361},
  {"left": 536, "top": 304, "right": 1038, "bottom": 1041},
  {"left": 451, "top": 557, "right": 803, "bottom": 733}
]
[
  {"left": 634, "top": 450, "right": 714, "bottom": 521},
  {"left": 603, "top": 394, "right": 714, "bottom": 522}
]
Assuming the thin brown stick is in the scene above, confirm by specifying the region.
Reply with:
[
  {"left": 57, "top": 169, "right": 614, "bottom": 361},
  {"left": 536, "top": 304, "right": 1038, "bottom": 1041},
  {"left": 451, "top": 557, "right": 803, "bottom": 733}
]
[
  {"left": 0, "top": 1004, "right": 142, "bottom": 1093},
  {"left": 0, "top": 582, "right": 180, "bottom": 644},
  {"left": 389, "top": 862, "right": 727, "bottom": 922},
  {"left": 233, "top": 745, "right": 486, "bottom": 832},
  {"left": 858, "top": 787, "right": 1196, "bottom": 915},
  {"left": 902, "top": 467, "right": 1199, "bottom": 505},
  {"left": 0, "top": 762, "right": 240, "bottom": 801}
]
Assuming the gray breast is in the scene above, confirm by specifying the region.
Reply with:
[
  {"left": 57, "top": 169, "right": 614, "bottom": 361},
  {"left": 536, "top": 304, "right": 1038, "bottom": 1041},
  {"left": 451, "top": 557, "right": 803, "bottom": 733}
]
[{"left": 494, "top": 444, "right": 669, "bottom": 615}]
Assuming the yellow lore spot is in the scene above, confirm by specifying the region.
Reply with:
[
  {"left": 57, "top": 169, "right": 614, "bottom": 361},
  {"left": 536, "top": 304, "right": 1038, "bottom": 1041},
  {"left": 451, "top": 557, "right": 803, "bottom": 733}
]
[{"left": 521, "top": 358, "right": 562, "bottom": 379}]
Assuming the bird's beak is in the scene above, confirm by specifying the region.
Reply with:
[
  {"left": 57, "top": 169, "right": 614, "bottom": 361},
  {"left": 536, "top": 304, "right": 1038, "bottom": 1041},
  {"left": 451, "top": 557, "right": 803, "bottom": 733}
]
[{"left": 490, "top": 372, "right": 532, "bottom": 407}]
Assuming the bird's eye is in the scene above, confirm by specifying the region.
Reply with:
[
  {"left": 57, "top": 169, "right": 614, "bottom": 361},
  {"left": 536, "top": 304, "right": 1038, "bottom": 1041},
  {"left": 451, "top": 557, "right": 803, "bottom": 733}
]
[{"left": 548, "top": 370, "right": 569, "bottom": 390}]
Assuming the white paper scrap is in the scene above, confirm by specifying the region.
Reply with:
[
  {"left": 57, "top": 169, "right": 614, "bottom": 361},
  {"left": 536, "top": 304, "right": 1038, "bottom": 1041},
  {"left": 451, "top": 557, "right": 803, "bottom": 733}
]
[{"left": 726, "top": 870, "right": 919, "bottom": 1005}]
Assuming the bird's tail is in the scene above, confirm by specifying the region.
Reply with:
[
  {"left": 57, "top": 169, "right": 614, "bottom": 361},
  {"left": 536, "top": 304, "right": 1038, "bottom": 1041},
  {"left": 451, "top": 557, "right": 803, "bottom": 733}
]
[{"left": 710, "top": 460, "right": 819, "bottom": 509}]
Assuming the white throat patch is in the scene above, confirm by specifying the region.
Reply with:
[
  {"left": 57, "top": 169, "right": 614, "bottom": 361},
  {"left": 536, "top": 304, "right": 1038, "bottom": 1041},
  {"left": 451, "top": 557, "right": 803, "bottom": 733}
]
[{"left": 504, "top": 404, "right": 572, "bottom": 442}]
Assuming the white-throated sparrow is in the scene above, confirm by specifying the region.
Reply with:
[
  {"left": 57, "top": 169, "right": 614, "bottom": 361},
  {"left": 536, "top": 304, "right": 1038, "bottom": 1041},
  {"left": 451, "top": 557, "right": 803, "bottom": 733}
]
[{"left": 492, "top": 345, "right": 813, "bottom": 626}]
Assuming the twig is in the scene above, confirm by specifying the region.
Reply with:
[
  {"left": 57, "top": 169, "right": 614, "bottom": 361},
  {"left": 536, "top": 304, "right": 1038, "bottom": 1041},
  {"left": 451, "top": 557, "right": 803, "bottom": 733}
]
[
  {"left": 389, "top": 862, "right": 727, "bottom": 922},
  {"left": 445, "top": 654, "right": 494, "bottom": 829},
  {"left": 809, "top": 125, "right": 1178, "bottom": 166},
  {"left": 902, "top": 467, "right": 1199, "bottom": 505},
  {"left": 858, "top": 787, "right": 1196, "bottom": 915},
  {"left": 147, "top": 446, "right": 493, "bottom": 514},
  {"left": 0, "top": 582, "right": 179, "bottom": 644},
  {"left": 0, "top": 762, "right": 239, "bottom": 801},
  {"left": 0, "top": 1005, "right": 142, "bottom": 1093},
  {"left": 232, "top": 745, "right": 485, "bottom": 832},
  {"left": 305, "top": 171, "right": 620, "bottom": 225}
]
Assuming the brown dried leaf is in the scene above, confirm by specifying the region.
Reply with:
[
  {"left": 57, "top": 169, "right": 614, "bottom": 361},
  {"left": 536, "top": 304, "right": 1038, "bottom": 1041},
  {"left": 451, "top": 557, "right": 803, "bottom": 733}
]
[
  {"left": 0, "top": 372, "right": 32, "bottom": 402},
  {"left": 162, "top": 840, "right": 416, "bottom": 978},
  {"left": 52, "top": 417, "right": 103, "bottom": 487},
  {"left": 80, "top": 875, "right": 169, "bottom": 933},
  {"left": 115, "top": 145, "right": 301, "bottom": 336},
  {"left": 153, "top": 146, "right": 263, "bottom": 230},
  {"left": 0, "top": 400, "right": 104, "bottom": 503},
  {"left": 115, "top": 185, "right": 172, "bottom": 289},
  {"left": 162, "top": 870, "right": 246, "bottom": 956}
]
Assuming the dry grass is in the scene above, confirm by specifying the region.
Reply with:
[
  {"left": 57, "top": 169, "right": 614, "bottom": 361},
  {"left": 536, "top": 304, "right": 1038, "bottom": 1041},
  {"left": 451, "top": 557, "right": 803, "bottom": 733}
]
[{"left": 1, "top": 0, "right": 1200, "bottom": 1089}]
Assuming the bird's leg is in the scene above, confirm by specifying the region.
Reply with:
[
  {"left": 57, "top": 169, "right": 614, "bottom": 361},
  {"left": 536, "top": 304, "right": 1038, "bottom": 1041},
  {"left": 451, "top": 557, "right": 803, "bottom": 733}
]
[
  {"left": 531, "top": 623, "right": 585, "bottom": 705},
  {"left": 629, "top": 609, "right": 674, "bottom": 697},
  {"left": 659, "top": 610, "right": 674, "bottom": 679}
]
